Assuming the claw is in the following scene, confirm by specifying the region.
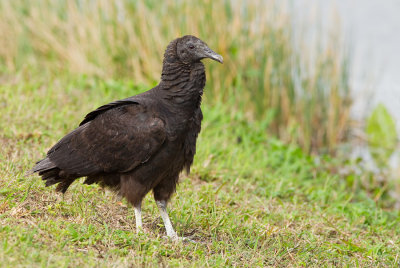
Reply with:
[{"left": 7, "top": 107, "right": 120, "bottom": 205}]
[{"left": 162, "top": 235, "right": 196, "bottom": 243}]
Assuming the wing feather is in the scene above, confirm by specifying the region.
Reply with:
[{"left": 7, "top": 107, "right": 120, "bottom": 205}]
[{"left": 46, "top": 100, "right": 166, "bottom": 176}]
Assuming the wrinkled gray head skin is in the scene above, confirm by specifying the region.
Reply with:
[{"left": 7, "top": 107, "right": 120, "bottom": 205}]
[{"left": 176, "top": 35, "right": 223, "bottom": 64}]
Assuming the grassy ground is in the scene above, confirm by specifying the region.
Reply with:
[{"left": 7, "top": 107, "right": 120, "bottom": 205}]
[{"left": 0, "top": 75, "right": 399, "bottom": 267}]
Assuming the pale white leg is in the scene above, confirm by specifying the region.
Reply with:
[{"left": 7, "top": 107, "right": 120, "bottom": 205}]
[
  {"left": 134, "top": 202, "right": 143, "bottom": 233},
  {"left": 156, "top": 200, "right": 178, "bottom": 239}
]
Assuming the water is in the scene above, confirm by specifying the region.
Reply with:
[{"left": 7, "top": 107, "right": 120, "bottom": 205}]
[
  {"left": 293, "top": 0, "right": 400, "bottom": 124},
  {"left": 291, "top": 0, "right": 400, "bottom": 170}
]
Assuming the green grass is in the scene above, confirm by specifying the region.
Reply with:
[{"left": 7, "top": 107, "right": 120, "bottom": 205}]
[{"left": 0, "top": 75, "right": 399, "bottom": 267}]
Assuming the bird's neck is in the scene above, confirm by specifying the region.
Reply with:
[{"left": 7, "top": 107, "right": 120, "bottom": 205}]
[{"left": 159, "top": 61, "right": 206, "bottom": 109}]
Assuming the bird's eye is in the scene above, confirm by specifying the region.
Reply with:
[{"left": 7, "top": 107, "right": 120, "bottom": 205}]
[{"left": 188, "top": 44, "right": 195, "bottom": 49}]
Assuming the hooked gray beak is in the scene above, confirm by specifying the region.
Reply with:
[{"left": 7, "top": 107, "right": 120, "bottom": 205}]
[{"left": 203, "top": 48, "right": 223, "bottom": 64}]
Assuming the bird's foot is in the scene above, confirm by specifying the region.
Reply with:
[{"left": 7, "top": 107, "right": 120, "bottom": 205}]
[
  {"left": 179, "top": 236, "right": 196, "bottom": 243},
  {"left": 135, "top": 225, "right": 147, "bottom": 234},
  {"left": 162, "top": 235, "right": 196, "bottom": 243},
  {"left": 136, "top": 228, "right": 147, "bottom": 234}
]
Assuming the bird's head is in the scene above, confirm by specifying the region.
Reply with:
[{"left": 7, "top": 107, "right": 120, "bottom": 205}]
[{"left": 175, "top": 35, "right": 223, "bottom": 64}]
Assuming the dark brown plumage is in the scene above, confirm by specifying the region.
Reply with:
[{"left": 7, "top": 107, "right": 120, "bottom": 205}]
[{"left": 28, "top": 35, "right": 223, "bottom": 240}]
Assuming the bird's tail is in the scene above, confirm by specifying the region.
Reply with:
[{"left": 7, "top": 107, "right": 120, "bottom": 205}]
[{"left": 27, "top": 157, "right": 75, "bottom": 193}]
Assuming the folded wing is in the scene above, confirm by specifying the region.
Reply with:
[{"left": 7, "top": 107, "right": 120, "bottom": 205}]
[{"left": 32, "top": 99, "right": 166, "bottom": 179}]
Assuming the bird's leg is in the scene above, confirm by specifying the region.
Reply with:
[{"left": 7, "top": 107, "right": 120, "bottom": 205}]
[
  {"left": 156, "top": 200, "right": 178, "bottom": 239},
  {"left": 134, "top": 201, "right": 143, "bottom": 233}
]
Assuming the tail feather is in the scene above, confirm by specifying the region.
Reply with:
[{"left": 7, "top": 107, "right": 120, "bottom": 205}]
[
  {"left": 39, "top": 168, "right": 59, "bottom": 179},
  {"left": 29, "top": 157, "right": 121, "bottom": 193},
  {"left": 26, "top": 158, "right": 56, "bottom": 175},
  {"left": 55, "top": 178, "right": 75, "bottom": 193},
  {"left": 28, "top": 157, "right": 77, "bottom": 193}
]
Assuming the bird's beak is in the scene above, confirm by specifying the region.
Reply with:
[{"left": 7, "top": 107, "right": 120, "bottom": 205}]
[{"left": 203, "top": 47, "right": 223, "bottom": 64}]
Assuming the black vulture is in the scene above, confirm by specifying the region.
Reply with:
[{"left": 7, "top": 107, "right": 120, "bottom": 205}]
[{"left": 28, "top": 35, "right": 223, "bottom": 240}]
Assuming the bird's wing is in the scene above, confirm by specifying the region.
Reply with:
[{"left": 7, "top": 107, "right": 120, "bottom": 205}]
[
  {"left": 46, "top": 99, "right": 166, "bottom": 176},
  {"left": 79, "top": 98, "right": 138, "bottom": 126}
]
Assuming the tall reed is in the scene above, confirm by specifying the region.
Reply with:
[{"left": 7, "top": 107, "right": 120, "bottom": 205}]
[{"left": 0, "top": 0, "right": 352, "bottom": 153}]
